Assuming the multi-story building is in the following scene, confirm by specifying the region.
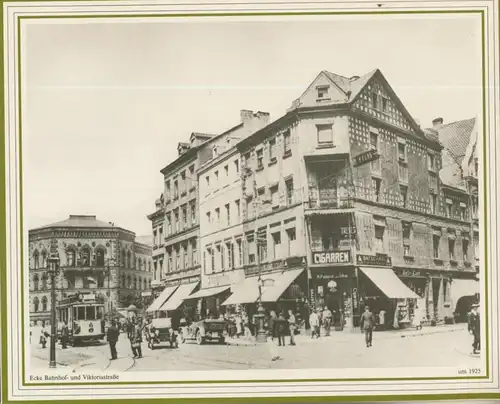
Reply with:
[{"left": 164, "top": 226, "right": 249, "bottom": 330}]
[
  {"left": 29, "top": 215, "right": 153, "bottom": 326},
  {"left": 146, "top": 111, "right": 270, "bottom": 318},
  {"left": 193, "top": 69, "right": 480, "bottom": 329}
]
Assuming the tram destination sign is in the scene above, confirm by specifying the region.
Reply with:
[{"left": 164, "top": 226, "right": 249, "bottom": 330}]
[
  {"left": 312, "top": 250, "right": 352, "bottom": 265},
  {"left": 356, "top": 254, "right": 392, "bottom": 267}
]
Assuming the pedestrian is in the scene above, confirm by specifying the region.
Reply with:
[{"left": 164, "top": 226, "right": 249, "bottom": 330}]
[
  {"left": 276, "top": 312, "right": 287, "bottom": 347},
  {"left": 309, "top": 310, "right": 320, "bottom": 339},
  {"left": 61, "top": 321, "right": 69, "bottom": 349},
  {"left": 126, "top": 318, "right": 134, "bottom": 340},
  {"left": 243, "top": 313, "right": 252, "bottom": 339},
  {"left": 130, "top": 320, "right": 143, "bottom": 359},
  {"left": 287, "top": 310, "right": 297, "bottom": 346},
  {"left": 268, "top": 311, "right": 277, "bottom": 341},
  {"left": 316, "top": 307, "right": 323, "bottom": 337},
  {"left": 39, "top": 326, "right": 48, "bottom": 349},
  {"left": 468, "top": 303, "right": 480, "bottom": 354},
  {"left": 235, "top": 314, "right": 243, "bottom": 338},
  {"left": 379, "top": 309, "right": 387, "bottom": 330},
  {"left": 107, "top": 320, "right": 120, "bottom": 360},
  {"left": 360, "top": 305, "right": 375, "bottom": 347},
  {"left": 322, "top": 306, "right": 333, "bottom": 337}
]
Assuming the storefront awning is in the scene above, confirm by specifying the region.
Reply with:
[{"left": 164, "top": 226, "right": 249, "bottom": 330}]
[
  {"left": 261, "top": 268, "right": 304, "bottom": 302},
  {"left": 451, "top": 279, "right": 480, "bottom": 309},
  {"left": 158, "top": 282, "right": 199, "bottom": 311},
  {"left": 184, "top": 285, "right": 230, "bottom": 300},
  {"left": 221, "top": 278, "right": 261, "bottom": 306},
  {"left": 360, "top": 267, "right": 419, "bottom": 299},
  {"left": 146, "top": 285, "right": 179, "bottom": 313}
]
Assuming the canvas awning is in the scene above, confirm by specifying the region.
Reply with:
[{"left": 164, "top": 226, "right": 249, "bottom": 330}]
[
  {"left": 451, "top": 279, "right": 480, "bottom": 309},
  {"left": 360, "top": 267, "right": 419, "bottom": 299},
  {"left": 146, "top": 285, "right": 178, "bottom": 313},
  {"left": 158, "top": 282, "right": 199, "bottom": 311},
  {"left": 260, "top": 268, "right": 304, "bottom": 302},
  {"left": 184, "top": 285, "right": 230, "bottom": 300},
  {"left": 221, "top": 278, "right": 261, "bottom": 306}
]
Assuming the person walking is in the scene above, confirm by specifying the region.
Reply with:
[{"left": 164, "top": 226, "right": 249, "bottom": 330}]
[
  {"left": 129, "top": 319, "right": 143, "bottom": 359},
  {"left": 360, "top": 305, "right": 375, "bottom": 347},
  {"left": 276, "top": 312, "right": 287, "bottom": 347},
  {"left": 61, "top": 321, "right": 69, "bottom": 349},
  {"left": 322, "top": 306, "right": 333, "bottom": 337},
  {"left": 287, "top": 310, "right": 297, "bottom": 346},
  {"left": 268, "top": 311, "right": 277, "bottom": 341},
  {"left": 468, "top": 303, "right": 480, "bottom": 354},
  {"left": 309, "top": 310, "right": 320, "bottom": 339},
  {"left": 106, "top": 320, "right": 120, "bottom": 360},
  {"left": 39, "top": 326, "right": 49, "bottom": 349}
]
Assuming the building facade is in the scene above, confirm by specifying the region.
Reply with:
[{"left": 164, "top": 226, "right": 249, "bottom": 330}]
[
  {"left": 194, "top": 69, "right": 480, "bottom": 329},
  {"left": 29, "top": 215, "right": 153, "bottom": 326}
]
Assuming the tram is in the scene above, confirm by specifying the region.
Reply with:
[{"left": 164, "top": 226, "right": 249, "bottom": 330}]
[{"left": 57, "top": 292, "right": 106, "bottom": 346}]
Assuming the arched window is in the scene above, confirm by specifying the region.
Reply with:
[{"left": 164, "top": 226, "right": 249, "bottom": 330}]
[
  {"left": 143, "top": 279, "right": 147, "bottom": 289},
  {"left": 127, "top": 251, "right": 132, "bottom": 269},
  {"left": 80, "top": 245, "right": 91, "bottom": 266},
  {"left": 41, "top": 250, "right": 47, "bottom": 268},
  {"left": 41, "top": 273, "right": 47, "bottom": 290},
  {"left": 33, "top": 274, "right": 39, "bottom": 291},
  {"left": 41, "top": 296, "right": 48, "bottom": 312},
  {"left": 138, "top": 277, "right": 142, "bottom": 290},
  {"left": 127, "top": 275, "right": 131, "bottom": 289},
  {"left": 67, "top": 246, "right": 76, "bottom": 267},
  {"left": 133, "top": 277, "right": 137, "bottom": 289},
  {"left": 95, "top": 246, "right": 106, "bottom": 267},
  {"left": 33, "top": 250, "right": 40, "bottom": 269},
  {"left": 33, "top": 297, "right": 39, "bottom": 312}
]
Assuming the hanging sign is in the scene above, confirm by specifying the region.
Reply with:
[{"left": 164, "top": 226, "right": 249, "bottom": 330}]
[{"left": 353, "top": 149, "right": 379, "bottom": 166}]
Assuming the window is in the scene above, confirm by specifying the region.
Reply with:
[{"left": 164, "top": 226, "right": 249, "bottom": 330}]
[
  {"left": 159, "top": 226, "right": 163, "bottom": 244},
  {"left": 400, "top": 185, "right": 408, "bottom": 208},
  {"left": 41, "top": 273, "right": 47, "bottom": 290},
  {"left": 381, "top": 97, "right": 388, "bottom": 112},
  {"left": 371, "top": 92, "right": 378, "bottom": 109},
  {"left": 374, "top": 225, "right": 385, "bottom": 252},
  {"left": 206, "top": 210, "right": 211, "bottom": 225},
  {"left": 317, "top": 86, "right": 329, "bottom": 99},
  {"left": 165, "top": 180, "right": 171, "bottom": 199},
  {"left": 430, "top": 195, "right": 437, "bottom": 214},
  {"left": 317, "top": 124, "right": 333, "bottom": 145},
  {"left": 448, "top": 239, "right": 455, "bottom": 260},
  {"left": 180, "top": 171, "right": 186, "bottom": 194},
  {"left": 236, "top": 239, "right": 243, "bottom": 267},
  {"left": 208, "top": 247, "right": 215, "bottom": 273},
  {"left": 165, "top": 252, "right": 171, "bottom": 272},
  {"left": 96, "top": 247, "right": 105, "bottom": 266},
  {"left": 258, "top": 230, "right": 267, "bottom": 262},
  {"left": 286, "top": 227, "right": 297, "bottom": 256},
  {"left": 33, "top": 250, "right": 39, "bottom": 269},
  {"left": 174, "top": 210, "right": 179, "bottom": 232},
  {"left": 225, "top": 203, "right": 231, "bottom": 226},
  {"left": 226, "top": 242, "right": 233, "bottom": 269},
  {"left": 402, "top": 222, "right": 411, "bottom": 256},
  {"left": 427, "top": 153, "right": 435, "bottom": 171},
  {"left": 257, "top": 149, "right": 264, "bottom": 169},
  {"left": 243, "top": 152, "right": 251, "bottom": 168},
  {"left": 213, "top": 145, "right": 219, "bottom": 157},
  {"left": 33, "top": 297, "right": 39, "bottom": 312},
  {"left": 189, "top": 165, "right": 195, "bottom": 190},
  {"left": 192, "top": 240, "right": 198, "bottom": 266},
  {"left": 206, "top": 176, "right": 210, "bottom": 188},
  {"left": 153, "top": 230, "right": 157, "bottom": 245},
  {"left": 217, "top": 244, "right": 223, "bottom": 271},
  {"left": 398, "top": 142, "right": 407, "bottom": 162},
  {"left": 272, "top": 232, "right": 281, "bottom": 259},
  {"left": 463, "top": 239, "right": 469, "bottom": 261},
  {"left": 224, "top": 165, "right": 229, "bottom": 178},
  {"left": 286, "top": 178, "right": 294, "bottom": 205},
  {"left": 283, "top": 130, "right": 291, "bottom": 155},
  {"left": 246, "top": 195, "right": 254, "bottom": 219},
  {"left": 215, "top": 171, "right": 219, "bottom": 182},
  {"left": 183, "top": 244, "right": 188, "bottom": 269},
  {"left": 41, "top": 296, "right": 47, "bottom": 312},
  {"left": 215, "top": 208, "right": 220, "bottom": 225},
  {"left": 434, "top": 235, "right": 442, "bottom": 258},
  {"left": 174, "top": 180, "right": 178, "bottom": 198},
  {"left": 235, "top": 200, "right": 240, "bottom": 222},
  {"left": 190, "top": 202, "right": 196, "bottom": 224},
  {"left": 234, "top": 159, "right": 239, "bottom": 174},
  {"left": 247, "top": 234, "right": 256, "bottom": 265},
  {"left": 159, "top": 260, "right": 164, "bottom": 278},
  {"left": 370, "top": 132, "right": 378, "bottom": 150},
  {"left": 270, "top": 185, "right": 279, "bottom": 209},
  {"left": 372, "top": 177, "right": 382, "bottom": 202},
  {"left": 176, "top": 248, "right": 181, "bottom": 270},
  {"left": 67, "top": 248, "right": 76, "bottom": 267},
  {"left": 182, "top": 205, "right": 187, "bottom": 228},
  {"left": 446, "top": 201, "right": 453, "bottom": 218},
  {"left": 460, "top": 205, "right": 467, "bottom": 221},
  {"left": 269, "top": 139, "right": 276, "bottom": 161}
]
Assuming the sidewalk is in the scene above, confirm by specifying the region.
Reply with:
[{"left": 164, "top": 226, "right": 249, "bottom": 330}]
[{"left": 226, "top": 323, "right": 467, "bottom": 346}]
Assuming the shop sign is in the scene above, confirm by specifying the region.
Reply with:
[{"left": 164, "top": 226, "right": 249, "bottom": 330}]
[
  {"left": 352, "top": 287, "right": 359, "bottom": 309},
  {"left": 340, "top": 227, "right": 357, "bottom": 236},
  {"left": 141, "top": 291, "right": 152, "bottom": 297},
  {"left": 316, "top": 271, "right": 351, "bottom": 280},
  {"left": 354, "top": 149, "right": 379, "bottom": 166},
  {"left": 312, "top": 250, "right": 351, "bottom": 265},
  {"left": 396, "top": 268, "right": 425, "bottom": 278},
  {"left": 356, "top": 254, "right": 392, "bottom": 267}
]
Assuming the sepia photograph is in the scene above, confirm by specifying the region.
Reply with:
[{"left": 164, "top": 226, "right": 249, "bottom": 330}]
[{"left": 1, "top": 0, "right": 499, "bottom": 402}]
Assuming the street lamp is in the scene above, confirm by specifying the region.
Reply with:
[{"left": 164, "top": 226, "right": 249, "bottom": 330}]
[{"left": 47, "top": 239, "right": 60, "bottom": 368}]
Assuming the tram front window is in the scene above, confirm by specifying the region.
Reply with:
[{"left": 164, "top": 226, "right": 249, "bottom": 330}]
[
  {"left": 86, "top": 306, "right": 96, "bottom": 321},
  {"left": 77, "top": 307, "right": 85, "bottom": 320},
  {"left": 97, "top": 306, "right": 104, "bottom": 320}
]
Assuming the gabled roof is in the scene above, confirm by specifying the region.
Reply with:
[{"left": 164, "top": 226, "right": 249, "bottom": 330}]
[
  {"left": 435, "top": 118, "right": 476, "bottom": 166},
  {"left": 31, "top": 215, "right": 116, "bottom": 231}
]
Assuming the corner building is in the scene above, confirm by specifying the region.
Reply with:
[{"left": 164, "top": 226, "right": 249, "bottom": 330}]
[
  {"left": 29, "top": 215, "right": 153, "bottom": 326},
  {"left": 196, "top": 69, "right": 479, "bottom": 329}
]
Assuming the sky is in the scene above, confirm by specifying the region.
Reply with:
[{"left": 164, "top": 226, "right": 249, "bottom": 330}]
[{"left": 22, "top": 14, "right": 482, "bottom": 236}]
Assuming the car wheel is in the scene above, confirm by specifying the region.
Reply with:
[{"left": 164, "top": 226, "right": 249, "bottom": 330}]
[{"left": 196, "top": 331, "right": 204, "bottom": 345}]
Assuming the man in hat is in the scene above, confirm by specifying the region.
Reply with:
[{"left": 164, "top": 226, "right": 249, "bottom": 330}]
[
  {"left": 106, "top": 320, "right": 120, "bottom": 360},
  {"left": 468, "top": 303, "right": 480, "bottom": 355},
  {"left": 360, "top": 305, "right": 375, "bottom": 347}
]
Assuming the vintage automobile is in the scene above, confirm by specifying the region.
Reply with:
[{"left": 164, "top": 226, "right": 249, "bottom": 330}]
[
  {"left": 179, "top": 319, "right": 227, "bottom": 345},
  {"left": 146, "top": 318, "right": 178, "bottom": 350}
]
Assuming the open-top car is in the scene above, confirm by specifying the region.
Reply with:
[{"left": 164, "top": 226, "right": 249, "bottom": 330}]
[
  {"left": 146, "top": 317, "right": 178, "bottom": 350},
  {"left": 179, "top": 319, "right": 227, "bottom": 345}
]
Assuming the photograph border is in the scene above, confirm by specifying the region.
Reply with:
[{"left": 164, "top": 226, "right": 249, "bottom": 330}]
[{"left": 1, "top": 1, "right": 498, "bottom": 402}]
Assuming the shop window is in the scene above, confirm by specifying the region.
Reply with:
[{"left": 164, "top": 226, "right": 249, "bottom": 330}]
[
  {"left": 433, "top": 235, "right": 440, "bottom": 258},
  {"left": 374, "top": 225, "right": 385, "bottom": 253}
]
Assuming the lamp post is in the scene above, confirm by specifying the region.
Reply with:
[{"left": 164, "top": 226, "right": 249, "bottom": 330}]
[{"left": 47, "top": 239, "right": 60, "bottom": 368}]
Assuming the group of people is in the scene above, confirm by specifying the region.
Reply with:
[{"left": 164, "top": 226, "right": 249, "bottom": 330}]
[
  {"left": 106, "top": 316, "right": 146, "bottom": 360},
  {"left": 308, "top": 306, "right": 335, "bottom": 339}
]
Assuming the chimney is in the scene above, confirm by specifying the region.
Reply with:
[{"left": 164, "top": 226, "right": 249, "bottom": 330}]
[
  {"left": 240, "top": 109, "right": 254, "bottom": 124},
  {"left": 432, "top": 117, "right": 443, "bottom": 130}
]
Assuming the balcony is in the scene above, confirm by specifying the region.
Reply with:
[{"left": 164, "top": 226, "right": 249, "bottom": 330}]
[{"left": 307, "top": 188, "right": 354, "bottom": 210}]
